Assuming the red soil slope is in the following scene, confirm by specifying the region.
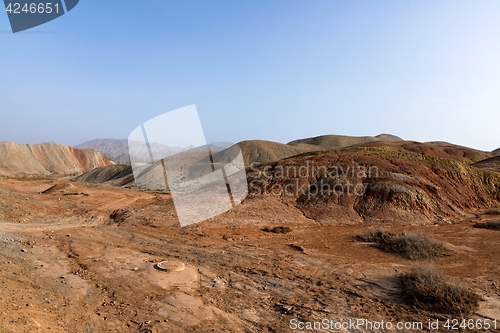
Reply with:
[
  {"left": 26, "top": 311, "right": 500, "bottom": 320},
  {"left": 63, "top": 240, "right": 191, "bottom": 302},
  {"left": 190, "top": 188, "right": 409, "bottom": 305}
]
[{"left": 248, "top": 145, "right": 500, "bottom": 225}]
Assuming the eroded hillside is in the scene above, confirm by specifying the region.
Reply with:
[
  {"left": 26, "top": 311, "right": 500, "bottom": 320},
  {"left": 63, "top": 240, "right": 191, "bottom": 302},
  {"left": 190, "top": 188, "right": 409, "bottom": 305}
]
[
  {"left": 0, "top": 142, "right": 111, "bottom": 176},
  {"left": 248, "top": 146, "right": 500, "bottom": 225}
]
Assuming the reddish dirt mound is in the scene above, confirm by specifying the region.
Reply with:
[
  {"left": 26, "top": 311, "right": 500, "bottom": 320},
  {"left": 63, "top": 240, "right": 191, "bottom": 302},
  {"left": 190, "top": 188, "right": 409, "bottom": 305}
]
[{"left": 248, "top": 146, "right": 500, "bottom": 225}]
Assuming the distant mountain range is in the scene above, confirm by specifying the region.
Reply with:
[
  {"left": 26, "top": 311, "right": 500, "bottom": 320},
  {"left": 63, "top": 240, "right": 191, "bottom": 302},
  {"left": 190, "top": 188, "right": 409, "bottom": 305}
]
[{"left": 75, "top": 139, "right": 191, "bottom": 164}]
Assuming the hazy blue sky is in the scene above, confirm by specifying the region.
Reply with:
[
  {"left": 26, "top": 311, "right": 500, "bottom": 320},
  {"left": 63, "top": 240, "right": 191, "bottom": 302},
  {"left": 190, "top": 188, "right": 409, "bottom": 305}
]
[{"left": 1, "top": 1, "right": 499, "bottom": 150}]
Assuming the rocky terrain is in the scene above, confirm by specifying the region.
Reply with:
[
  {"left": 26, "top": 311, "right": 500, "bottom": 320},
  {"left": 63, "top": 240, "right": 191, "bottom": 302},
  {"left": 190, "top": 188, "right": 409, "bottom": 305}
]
[{"left": 1, "top": 136, "right": 499, "bottom": 332}]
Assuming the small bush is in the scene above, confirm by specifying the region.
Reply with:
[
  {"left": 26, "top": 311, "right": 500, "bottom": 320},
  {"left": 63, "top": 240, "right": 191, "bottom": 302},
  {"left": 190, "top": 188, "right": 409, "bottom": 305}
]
[
  {"left": 109, "top": 209, "right": 130, "bottom": 223},
  {"left": 400, "top": 266, "right": 481, "bottom": 314},
  {"left": 356, "top": 230, "right": 449, "bottom": 260},
  {"left": 263, "top": 226, "right": 292, "bottom": 234},
  {"left": 380, "top": 232, "right": 449, "bottom": 260},
  {"left": 473, "top": 221, "right": 500, "bottom": 230}
]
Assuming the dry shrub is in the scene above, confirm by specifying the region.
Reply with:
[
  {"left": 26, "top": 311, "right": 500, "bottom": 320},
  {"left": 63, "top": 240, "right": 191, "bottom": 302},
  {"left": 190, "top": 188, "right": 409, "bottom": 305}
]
[
  {"left": 473, "top": 221, "right": 500, "bottom": 230},
  {"left": 356, "top": 230, "right": 449, "bottom": 260},
  {"left": 400, "top": 266, "right": 481, "bottom": 315},
  {"left": 263, "top": 226, "right": 292, "bottom": 234},
  {"left": 380, "top": 232, "right": 449, "bottom": 260},
  {"left": 109, "top": 209, "right": 130, "bottom": 224}
]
